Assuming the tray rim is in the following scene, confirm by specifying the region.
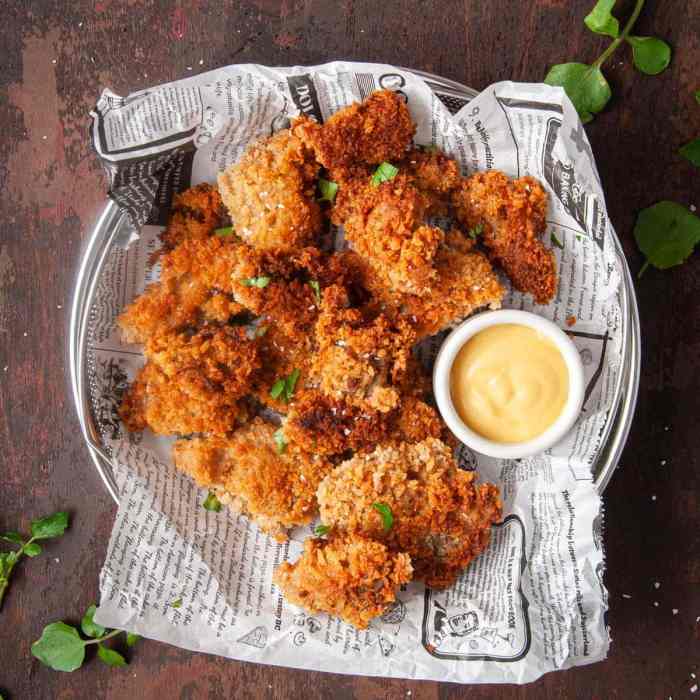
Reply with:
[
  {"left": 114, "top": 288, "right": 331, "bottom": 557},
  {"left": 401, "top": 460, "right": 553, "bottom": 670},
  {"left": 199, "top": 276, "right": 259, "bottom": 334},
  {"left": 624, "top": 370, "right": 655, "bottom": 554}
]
[{"left": 69, "top": 67, "right": 641, "bottom": 503}]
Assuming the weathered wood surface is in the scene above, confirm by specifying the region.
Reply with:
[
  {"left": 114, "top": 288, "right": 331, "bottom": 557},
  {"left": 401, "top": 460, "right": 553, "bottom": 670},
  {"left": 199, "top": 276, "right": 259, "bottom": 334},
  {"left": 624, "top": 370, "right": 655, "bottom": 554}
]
[{"left": 0, "top": 1, "right": 698, "bottom": 698}]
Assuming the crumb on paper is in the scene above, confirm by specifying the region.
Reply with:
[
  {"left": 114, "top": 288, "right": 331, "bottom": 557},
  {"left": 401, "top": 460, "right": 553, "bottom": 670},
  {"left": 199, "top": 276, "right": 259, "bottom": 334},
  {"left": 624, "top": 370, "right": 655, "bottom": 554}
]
[{"left": 566, "top": 315, "right": 576, "bottom": 327}]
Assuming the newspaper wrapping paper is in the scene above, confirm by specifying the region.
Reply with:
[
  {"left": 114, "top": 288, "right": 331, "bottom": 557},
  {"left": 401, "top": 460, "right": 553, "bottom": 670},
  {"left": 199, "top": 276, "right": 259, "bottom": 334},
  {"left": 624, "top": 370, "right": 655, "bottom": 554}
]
[{"left": 85, "top": 62, "right": 620, "bottom": 684}]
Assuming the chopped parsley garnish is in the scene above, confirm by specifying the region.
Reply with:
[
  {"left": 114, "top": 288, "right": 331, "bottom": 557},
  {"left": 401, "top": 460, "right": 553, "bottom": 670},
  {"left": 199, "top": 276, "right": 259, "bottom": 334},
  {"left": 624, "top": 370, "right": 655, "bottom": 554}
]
[
  {"left": 468, "top": 223, "right": 484, "bottom": 239},
  {"left": 170, "top": 599, "right": 183, "bottom": 609},
  {"left": 241, "top": 276, "right": 271, "bottom": 288},
  {"left": 214, "top": 226, "right": 235, "bottom": 238},
  {"left": 314, "top": 524, "right": 330, "bottom": 537},
  {"left": 202, "top": 492, "right": 222, "bottom": 512},
  {"left": 270, "top": 368, "right": 301, "bottom": 403},
  {"left": 255, "top": 324, "right": 269, "bottom": 338},
  {"left": 273, "top": 428, "right": 287, "bottom": 455},
  {"left": 551, "top": 232, "right": 565, "bottom": 249},
  {"left": 372, "top": 502, "right": 394, "bottom": 531},
  {"left": 318, "top": 178, "right": 338, "bottom": 203},
  {"left": 370, "top": 162, "right": 399, "bottom": 187},
  {"left": 309, "top": 280, "right": 321, "bottom": 304}
]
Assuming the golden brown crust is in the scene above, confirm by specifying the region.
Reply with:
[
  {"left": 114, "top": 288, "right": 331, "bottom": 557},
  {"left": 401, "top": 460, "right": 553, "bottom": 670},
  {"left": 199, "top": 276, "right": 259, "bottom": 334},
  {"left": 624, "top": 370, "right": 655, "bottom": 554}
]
[
  {"left": 118, "top": 326, "right": 259, "bottom": 436},
  {"left": 292, "top": 89, "right": 415, "bottom": 170},
  {"left": 452, "top": 171, "right": 556, "bottom": 304},
  {"left": 159, "top": 183, "right": 226, "bottom": 252},
  {"left": 273, "top": 534, "right": 413, "bottom": 629},
  {"left": 217, "top": 130, "right": 321, "bottom": 251},
  {"left": 317, "top": 438, "right": 502, "bottom": 589},
  {"left": 173, "top": 418, "right": 333, "bottom": 540}
]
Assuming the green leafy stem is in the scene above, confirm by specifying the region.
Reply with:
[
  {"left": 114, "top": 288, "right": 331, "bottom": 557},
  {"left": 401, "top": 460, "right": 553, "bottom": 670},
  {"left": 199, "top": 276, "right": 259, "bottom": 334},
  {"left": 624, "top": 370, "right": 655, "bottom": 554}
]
[{"left": 545, "top": 0, "right": 671, "bottom": 123}]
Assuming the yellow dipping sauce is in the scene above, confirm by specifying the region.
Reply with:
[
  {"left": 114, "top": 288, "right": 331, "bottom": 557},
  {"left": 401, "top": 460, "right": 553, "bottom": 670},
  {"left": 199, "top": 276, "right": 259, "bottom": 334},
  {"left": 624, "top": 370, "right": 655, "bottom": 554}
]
[{"left": 450, "top": 324, "right": 569, "bottom": 443}]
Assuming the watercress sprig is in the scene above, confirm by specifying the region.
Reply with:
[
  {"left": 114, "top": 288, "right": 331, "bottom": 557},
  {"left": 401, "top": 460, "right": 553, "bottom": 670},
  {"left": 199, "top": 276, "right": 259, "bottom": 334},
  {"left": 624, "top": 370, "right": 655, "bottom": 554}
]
[
  {"left": 0, "top": 511, "right": 69, "bottom": 611},
  {"left": 31, "top": 604, "right": 139, "bottom": 672},
  {"left": 545, "top": 0, "right": 671, "bottom": 123}
]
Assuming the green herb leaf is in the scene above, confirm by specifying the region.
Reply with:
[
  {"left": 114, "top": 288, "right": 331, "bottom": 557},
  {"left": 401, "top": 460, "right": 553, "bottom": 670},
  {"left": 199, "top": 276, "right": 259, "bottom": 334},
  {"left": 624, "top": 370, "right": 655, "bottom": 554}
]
[
  {"left": 318, "top": 178, "right": 338, "bottom": 203},
  {"left": 170, "top": 598, "right": 183, "bottom": 609},
  {"left": 544, "top": 62, "right": 612, "bottom": 123},
  {"left": 584, "top": 0, "right": 620, "bottom": 38},
  {"left": 627, "top": 36, "right": 672, "bottom": 75},
  {"left": 30, "top": 511, "right": 69, "bottom": 540},
  {"left": 309, "top": 280, "right": 321, "bottom": 304},
  {"left": 314, "top": 524, "right": 330, "bottom": 537},
  {"left": 634, "top": 201, "right": 700, "bottom": 276},
  {"left": 97, "top": 644, "right": 127, "bottom": 667},
  {"left": 270, "top": 378, "right": 286, "bottom": 400},
  {"left": 1, "top": 532, "right": 24, "bottom": 544},
  {"left": 214, "top": 226, "right": 235, "bottom": 238},
  {"left": 270, "top": 369, "right": 301, "bottom": 403},
  {"left": 125, "top": 632, "right": 140, "bottom": 647},
  {"left": 273, "top": 428, "right": 287, "bottom": 455},
  {"left": 286, "top": 368, "right": 300, "bottom": 400},
  {"left": 202, "top": 491, "right": 222, "bottom": 513},
  {"left": 372, "top": 503, "right": 394, "bottom": 531},
  {"left": 241, "top": 276, "right": 271, "bottom": 288},
  {"left": 695, "top": 90, "right": 700, "bottom": 105},
  {"left": 551, "top": 232, "right": 565, "bottom": 249},
  {"left": 255, "top": 324, "right": 269, "bottom": 338},
  {"left": 31, "top": 622, "right": 86, "bottom": 672},
  {"left": 0, "top": 551, "right": 17, "bottom": 575},
  {"left": 81, "top": 604, "right": 106, "bottom": 638},
  {"left": 423, "top": 144, "right": 439, "bottom": 153},
  {"left": 371, "top": 162, "right": 399, "bottom": 187},
  {"left": 23, "top": 542, "right": 42, "bottom": 557},
  {"left": 679, "top": 139, "right": 700, "bottom": 168},
  {"left": 467, "top": 223, "right": 484, "bottom": 239}
]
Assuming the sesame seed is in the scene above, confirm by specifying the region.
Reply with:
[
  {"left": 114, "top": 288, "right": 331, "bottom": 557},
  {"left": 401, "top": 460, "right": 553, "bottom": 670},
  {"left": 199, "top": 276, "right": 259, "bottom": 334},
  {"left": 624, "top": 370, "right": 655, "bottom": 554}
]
[
  {"left": 690, "top": 684, "right": 697, "bottom": 694},
  {"left": 672, "top": 608, "right": 679, "bottom": 615},
  {"left": 654, "top": 601, "right": 659, "bottom": 607},
  {"left": 654, "top": 582, "right": 661, "bottom": 589},
  {"left": 660, "top": 460, "right": 666, "bottom": 466},
  {"left": 651, "top": 495, "right": 657, "bottom": 501},
  {"left": 51, "top": 59, "right": 57, "bottom": 64},
  {"left": 622, "top": 593, "right": 632, "bottom": 599}
]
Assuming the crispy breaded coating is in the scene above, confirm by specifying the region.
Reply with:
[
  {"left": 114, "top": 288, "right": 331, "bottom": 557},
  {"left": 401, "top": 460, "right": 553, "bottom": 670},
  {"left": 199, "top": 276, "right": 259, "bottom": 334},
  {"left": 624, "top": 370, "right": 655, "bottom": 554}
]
[
  {"left": 273, "top": 534, "right": 412, "bottom": 629},
  {"left": 173, "top": 418, "right": 333, "bottom": 540},
  {"left": 292, "top": 89, "right": 415, "bottom": 170},
  {"left": 310, "top": 284, "right": 416, "bottom": 412},
  {"left": 117, "top": 236, "right": 244, "bottom": 344},
  {"left": 119, "top": 326, "right": 259, "bottom": 436},
  {"left": 159, "top": 183, "right": 225, "bottom": 252},
  {"left": 283, "top": 390, "right": 394, "bottom": 456},
  {"left": 398, "top": 231, "right": 505, "bottom": 338},
  {"left": 317, "top": 438, "right": 502, "bottom": 589},
  {"left": 401, "top": 147, "right": 461, "bottom": 194},
  {"left": 452, "top": 171, "right": 556, "bottom": 304},
  {"left": 332, "top": 174, "right": 444, "bottom": 295},
  {"left": 217, "top": 130, "right": 321, "bottom": 251}
]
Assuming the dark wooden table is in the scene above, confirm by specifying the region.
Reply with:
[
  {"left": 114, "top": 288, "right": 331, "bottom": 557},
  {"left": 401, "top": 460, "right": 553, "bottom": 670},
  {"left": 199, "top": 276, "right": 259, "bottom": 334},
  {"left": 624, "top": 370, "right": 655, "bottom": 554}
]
[{"left": 1, "top": 1, "right": 698, "bottom": 698}]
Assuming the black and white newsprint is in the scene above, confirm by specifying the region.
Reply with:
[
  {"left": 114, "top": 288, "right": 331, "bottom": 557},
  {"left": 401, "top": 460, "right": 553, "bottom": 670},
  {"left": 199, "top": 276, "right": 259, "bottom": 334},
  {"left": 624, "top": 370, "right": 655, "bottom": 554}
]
[{"left": 87, "top": 62, "right": 617, "bottom": 684}]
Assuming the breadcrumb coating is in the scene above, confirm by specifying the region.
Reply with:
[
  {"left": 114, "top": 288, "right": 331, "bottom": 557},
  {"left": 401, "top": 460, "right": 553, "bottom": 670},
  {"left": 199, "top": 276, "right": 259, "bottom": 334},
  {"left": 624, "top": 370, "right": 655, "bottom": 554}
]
[
  {"left": 173, "top": 418, "right": 333, "bottom": 540},
  {"left": 273, "top": 534, "right": 413, "bottom": 629},
  {"left": 332, "top": 174, "right": 443, "bottom": 295},
  {"left": 159, "top": 183, "right": 226, "bottom": 252},
  {"left": 117, "top": 235, "right": 244, "bottom": 344},
  {"left": 119, "top": 326, "right": 259, "bottom": 436},
  {"left": 317, "top": 438, "right": 502, "bottom": 588},
  {"left": 218, "top": 130, "right": 322, "bottom": 251},
  {"left": 452, "top": 171, "right": 556, "bottom": 304},
  {"left": 292, "top": 89, "right": 415, "bottom": 170}
]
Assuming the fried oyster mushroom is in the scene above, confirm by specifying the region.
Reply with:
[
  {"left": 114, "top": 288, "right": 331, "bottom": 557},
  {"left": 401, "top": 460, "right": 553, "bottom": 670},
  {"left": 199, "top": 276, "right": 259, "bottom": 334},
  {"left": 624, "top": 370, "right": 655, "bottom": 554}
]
[
  {"left": 173, "top": 418, "right": 333, "bottom": 541},
  {"left": 217, "top": 129, "right": 322, "bottom": 251},
  {"left": 119, "top": 326, "right": 260, "bottom": 436},
  {"left": 273, "top": 534, "right": 413, "bottom": 629},
  {"left": 317, "top": 438, "right": 502, "bottom": 589},
  {"left": 452, "top": 170, "right": 556, "bottom": 304},
  {"left": 292, "top": 89, "right": 415, "bottom": 172}
]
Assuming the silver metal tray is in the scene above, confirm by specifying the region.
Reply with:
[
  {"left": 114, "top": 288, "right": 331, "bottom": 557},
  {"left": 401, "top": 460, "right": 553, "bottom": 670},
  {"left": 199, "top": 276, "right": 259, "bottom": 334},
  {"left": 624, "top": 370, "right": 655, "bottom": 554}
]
[{"left": 70, "top": 71, "right": 640, "bottom": 503}]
